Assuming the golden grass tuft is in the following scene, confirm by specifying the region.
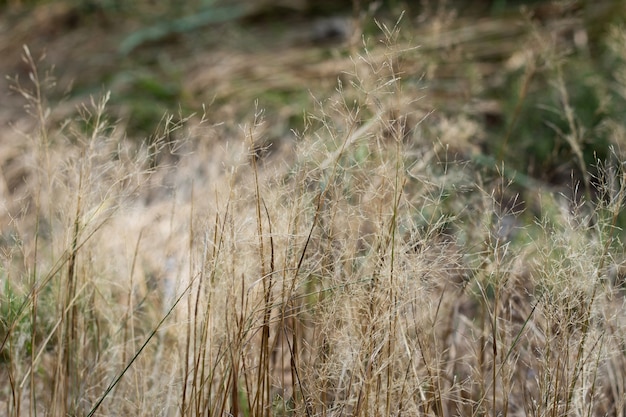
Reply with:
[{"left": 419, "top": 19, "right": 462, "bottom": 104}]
[{"left": 1, "top": 20, "right": 626, "bottom": 417}]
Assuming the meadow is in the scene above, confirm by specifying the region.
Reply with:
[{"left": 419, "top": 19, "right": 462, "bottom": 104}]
[{"left": 1, "top": 1, "right": 626, "bottom": 416}]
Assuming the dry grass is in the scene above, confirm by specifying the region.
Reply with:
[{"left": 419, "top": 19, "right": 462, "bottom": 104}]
[{"left": 1, "top": 14, "right": 626, "bottom": 417}]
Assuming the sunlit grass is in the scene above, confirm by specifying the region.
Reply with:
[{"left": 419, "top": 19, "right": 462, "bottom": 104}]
[{"left": 1, "top": 14, "right": 626, "bottom": 417}]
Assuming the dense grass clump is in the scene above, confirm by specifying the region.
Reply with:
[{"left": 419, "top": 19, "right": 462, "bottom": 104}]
[{"left": 1, "top": 18, "right": 626, "bottom": 417}]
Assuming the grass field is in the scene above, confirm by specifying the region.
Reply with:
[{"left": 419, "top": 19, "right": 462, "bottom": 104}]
[{"left": 1, "top": 1, "right": 626, "bottom": 416}]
